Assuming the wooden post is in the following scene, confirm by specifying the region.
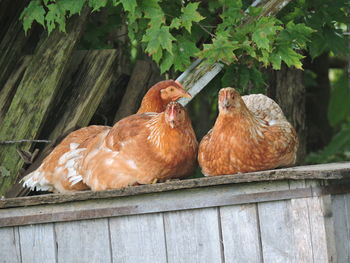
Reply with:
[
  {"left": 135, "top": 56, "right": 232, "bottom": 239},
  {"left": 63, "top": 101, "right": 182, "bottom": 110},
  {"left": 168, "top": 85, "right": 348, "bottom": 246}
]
[
  {"left": 0, "top": 56, "right": 31, "bottom": 123},
  {"left": 0, "top": 9, "right": 89, "bottom": 196},
  {"left": 114, "top": 60, "right": 153, "bottom": 122}
]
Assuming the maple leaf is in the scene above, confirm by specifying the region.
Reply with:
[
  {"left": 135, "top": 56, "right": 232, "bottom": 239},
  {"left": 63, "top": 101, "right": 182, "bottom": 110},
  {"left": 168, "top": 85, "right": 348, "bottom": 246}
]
[
  {"left": 89, "top": 0, "right": 108, "bottom": 12},
  {"left": 200, "top": 35, "right": 239, "bottom": 64},
  {"left": 46, "top": 3, "right": 66, "bottom": 33},
  {"left": 252, "top": 17, "right": 283, "bottom": 51},
  {"left": 274, "top": 45, "right": 304, "bottom": 69},
  {"left": 180, "top": 2, "right": 204, "bottom": 33},
  {"left": 60, "top": 0, "right": 85, "bottom": 16},
  {"left": 20, "top": 0, "right": 46, "bottom": 34},
  {"left": 118, "top": 0, "right": 137, "bottom": 13},
  {"left": 160, "top": 51, "right": 174, "bottom": 73},
  {"left": 142, "top": 25, "right": 175, "bottom": 57}
]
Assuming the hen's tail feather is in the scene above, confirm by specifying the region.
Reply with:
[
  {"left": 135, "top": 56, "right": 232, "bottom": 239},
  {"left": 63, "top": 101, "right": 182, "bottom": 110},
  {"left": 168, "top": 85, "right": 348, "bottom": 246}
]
[{"left": 21, "top": 170, "right": 53, "bottom": 192}]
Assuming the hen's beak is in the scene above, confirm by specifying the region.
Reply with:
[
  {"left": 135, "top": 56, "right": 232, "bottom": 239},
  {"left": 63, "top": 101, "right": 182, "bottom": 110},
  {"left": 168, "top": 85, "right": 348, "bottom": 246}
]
[
  {"left": 181, "top": 90, "right": 192, "bottom": 99},
  {"left": 220, "top": 91, "right": 231, "bottom": 108},
  {"left": 168, "top": 105, "right": 176, "bottom": 128}
]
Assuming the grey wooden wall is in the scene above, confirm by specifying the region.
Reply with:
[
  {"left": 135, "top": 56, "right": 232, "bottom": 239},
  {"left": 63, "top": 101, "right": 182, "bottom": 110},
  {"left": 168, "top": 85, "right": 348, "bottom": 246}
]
[
  {"left": 1, "top": 184, "right": 349, "bottom": 262},
  {"left": 1, "top": 162, "right": 350, "bottom": 263}
]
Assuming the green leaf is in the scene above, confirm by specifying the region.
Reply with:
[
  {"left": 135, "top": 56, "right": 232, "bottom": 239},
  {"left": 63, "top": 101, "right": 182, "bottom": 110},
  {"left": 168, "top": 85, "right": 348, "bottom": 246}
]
[
  {"left": 20, "top": 0, "right": 46, "bottom": 34},
  {"left": 170, "top": 18, "right": 181, "bottom": 29},
  {"left": 88, "top": 0, "right": 107, "bottom": 12},
  {"left": 252, "top": 17, "right": 283, "bottom": 51},
  {"left": 279, "top": 22, "right": 313, "bottom": 47},
  {"left": 173, "top": 36, "right": 200, "bottom": 71},
  {"left": 274, "top": 45, "right": 304, "bottom": 69},
  {"left": 0, "top": 166, "right": 10, "bottom": 177},
  {"left": 46, "top": 3, "right": 66, "bottom": 33},
  {"left": 180, "top": 2, "right": 204, "bottom": 33},
  {"left": 142, "top": 25, "right": 175, "bottom": 57},
  {"left": 199, "top": 35, "right": 239, "bottom": 64},
  {"left": 141, "top": 0, "right": 164, "bottom": 22},
  {"left": 269, "top": 53, "right": 282, "bottom": 70},
  {"left": 119, "top": 0, "right": 137, "bottom": 13},
  {"left": 160, "top": 51, "right": 174, "bottom": 73},
  {"left": 60, "top": 0, "right": 85, "bottom": 16}
]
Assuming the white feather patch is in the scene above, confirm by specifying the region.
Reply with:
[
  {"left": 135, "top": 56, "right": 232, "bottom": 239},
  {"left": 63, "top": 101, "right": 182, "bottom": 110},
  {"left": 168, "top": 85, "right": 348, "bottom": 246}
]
[
  {"left": 269, "top": 119, "right": 277, "bottom": 126},
  {"left": 126, "top": 159, "right": 138, "bottom": 169}
]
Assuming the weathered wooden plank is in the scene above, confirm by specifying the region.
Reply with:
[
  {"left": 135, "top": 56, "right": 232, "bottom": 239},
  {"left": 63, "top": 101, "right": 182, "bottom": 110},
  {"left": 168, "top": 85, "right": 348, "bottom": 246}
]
[
  {"left": 2, "top": 182, "right": 350, "bottom": 227},
  {"left": 1, "top": 162, "right": 350, "bottom": 208},
  {"left": 0, "top": 227, "right": 22, "bottom": 263},
  {"left": 290, "top": 198, "right": 313, "bottom": 262},
  {"left": 0, "top": 0, "right": 35, "bottom": 94},
  {"left": 163, "top": 208, "right": 223, "bottom": 263},
  {"left": 46, "top": 49, "right": 118, "bottom": 141},
  {"left": 114, "top": 60, "right": 153, "bottom": 122},
  {"left": 0, "top": 8, "right": 90, "bottom": 195},
  {"left": 331, "top": 194, "right": 350, "bottom": 262},
  {"left": 0, "top": 56, "right": 31, "bottom": 123},
  {"left": 288, "top": 180, "right": 314, "bottom": 262},
  {"left": 259, "top": 199, "right": 297, "bottom": 262},
  {"left": 55, "top": 219, "right": 111, "bottom": 263},
  {"left": 220, "top": 204, "right": 262, "bottom": 262},
  {"left": 18, "top": 224, "right": 56, "bottom": 263},
  {"left": 109, "top": 213, "right": 167, "bottom": 262},
  {"left": 306, "top": 180, "right": 337, "bottom": 262}
]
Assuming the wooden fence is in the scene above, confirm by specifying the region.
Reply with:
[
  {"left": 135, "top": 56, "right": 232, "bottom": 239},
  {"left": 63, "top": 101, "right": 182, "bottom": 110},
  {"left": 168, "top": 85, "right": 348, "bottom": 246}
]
[{"left": 1, "top": 162, "right": 350, "bottom": 263}]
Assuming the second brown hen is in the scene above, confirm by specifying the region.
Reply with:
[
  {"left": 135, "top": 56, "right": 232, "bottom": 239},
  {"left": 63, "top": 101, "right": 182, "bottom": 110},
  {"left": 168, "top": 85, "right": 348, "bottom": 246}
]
[{"left": 198, "top": 87, "right": 298, "bottom": 176}]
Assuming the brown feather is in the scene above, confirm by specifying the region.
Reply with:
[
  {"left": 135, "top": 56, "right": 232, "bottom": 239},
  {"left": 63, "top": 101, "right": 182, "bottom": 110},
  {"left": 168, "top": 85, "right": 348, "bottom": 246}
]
[{"left": 198, "top": 87, "right": 298, "bottom": 176}]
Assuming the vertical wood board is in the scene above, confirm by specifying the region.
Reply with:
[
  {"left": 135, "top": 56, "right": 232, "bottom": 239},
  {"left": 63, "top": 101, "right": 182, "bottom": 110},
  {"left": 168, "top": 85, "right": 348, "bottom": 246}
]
[
  {"left": 0, "top": 227, "right": 22, "bottom": 263},
  {"left": 55, "top": 219, "right": 111, "bottom": 263},
  {"left": 220, "top": 204, "right": 262, "bottom": 263},
  {"left": 163, "top": 208, "right": 223, "bottom": 263},
  {"left": 331, "top": 194, "right": 350, "bottom": 263},
  {"left": 18, "top": 223, "right": 56, "bottom": 263},
  {"left": 109, "top": 213, "right": 167, "bottom": 263}
]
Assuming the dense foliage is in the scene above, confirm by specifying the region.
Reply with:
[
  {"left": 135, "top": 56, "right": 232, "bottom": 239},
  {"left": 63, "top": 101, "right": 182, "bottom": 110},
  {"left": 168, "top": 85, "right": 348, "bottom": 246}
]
[{"left": 20, "top": 0, "right": 350, "bottom": 162}]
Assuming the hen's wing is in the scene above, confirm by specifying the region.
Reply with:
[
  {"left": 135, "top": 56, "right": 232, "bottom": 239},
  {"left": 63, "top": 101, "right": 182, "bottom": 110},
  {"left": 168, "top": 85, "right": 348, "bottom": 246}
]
[
  {"left": 242, "top": 94, "right": 287, "bottom": 124},
  {"left": 80, "top": 113, "right": 158, "bottom": 191},
  {"left": 23, "top": 125, "right": 110, "bottom": 192}
]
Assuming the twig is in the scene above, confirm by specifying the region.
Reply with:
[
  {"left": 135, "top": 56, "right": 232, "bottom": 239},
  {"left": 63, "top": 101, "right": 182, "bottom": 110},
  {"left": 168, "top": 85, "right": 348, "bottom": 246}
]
[{"left": 0, "top": 139, "right": 51, "bottom": 145}]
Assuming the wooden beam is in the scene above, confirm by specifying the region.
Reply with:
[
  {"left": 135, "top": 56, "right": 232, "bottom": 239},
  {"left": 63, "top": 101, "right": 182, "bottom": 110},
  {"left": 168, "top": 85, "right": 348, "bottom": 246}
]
[
  {"left": 1, "top": 182, "right": 350, "bottom": 227},
  {"left": 0, "top": 9, "right": 90, "bottom": 196},
  {"left": 113, "top": 60, "right": 153, "bottom": 122},
  {"left": 0, "top": 162, "right": 349, "bottom": 209}
]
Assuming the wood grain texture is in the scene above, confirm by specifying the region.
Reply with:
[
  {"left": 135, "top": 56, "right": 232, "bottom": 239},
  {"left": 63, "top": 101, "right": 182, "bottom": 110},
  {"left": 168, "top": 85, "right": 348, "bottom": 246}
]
[
  {"left": 0, "top": 56, "right": 31, "bottom": 123},
  {"left": 220, "top": 204, "right": 262, "bottom": 263},
  {"left": 114, "top": 60, "right": 153, "bottom": 122},
  {"left": 55, "top": 218, "right": 111, "bottom": 263},
  {"left": 2, "top": 182, "right": 350, "bottom": 227},
  {"left": 259, "top": 199, "right": 297, "bottom": 262},
  {"left": 18, "top": 223, "right": 56, "bottom": 263},
  {"left": 163, "top": 208, "right": 223, "bottom": 263},
  {"left": 2, "top": 162, "right": 350, "bottom": 208},
  {"left": 290, "top": 198, "right": 313, "bottom": 262},
  {"left": 331, "top": 194, "right": 350, "bottom": 262},
  {"left": 0, "top": 8, "right": 89, "bottom": 195},
  {"left": 0, "top": 227, "right": 22, "bottom": 263},
  {"left": 47, "top": 49, "right": 117, "bottom": 141},
  {"left": 109, "top": 213, "right": 167, "bottom": 263}
]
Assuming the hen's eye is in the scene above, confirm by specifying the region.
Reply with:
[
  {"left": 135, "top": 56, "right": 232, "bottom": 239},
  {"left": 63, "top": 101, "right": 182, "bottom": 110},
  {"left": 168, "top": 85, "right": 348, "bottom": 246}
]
[{"left": 170, "top": 88, "right": 174, "bottom": 92}]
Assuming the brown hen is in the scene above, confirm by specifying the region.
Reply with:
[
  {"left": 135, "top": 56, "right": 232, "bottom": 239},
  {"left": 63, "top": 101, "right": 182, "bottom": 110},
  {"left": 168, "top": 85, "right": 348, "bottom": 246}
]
[
  {"left": 77, "top": 102, "right": 198, "bottom": 191},
  {"left": 23, "top": 81, "right": 191, "bottom": 193},
  {"left": 198, "top": 87, "right": 298, "bottom": 176}
]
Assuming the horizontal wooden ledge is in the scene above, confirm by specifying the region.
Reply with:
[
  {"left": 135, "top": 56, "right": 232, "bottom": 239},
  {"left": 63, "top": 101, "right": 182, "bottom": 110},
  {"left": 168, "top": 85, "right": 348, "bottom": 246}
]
[
  {"left": 1, "top": 161, "right": 349, "bottom": 209},
  {"left": 1, "top": 183, "right": 350, "bottom": 228}
]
